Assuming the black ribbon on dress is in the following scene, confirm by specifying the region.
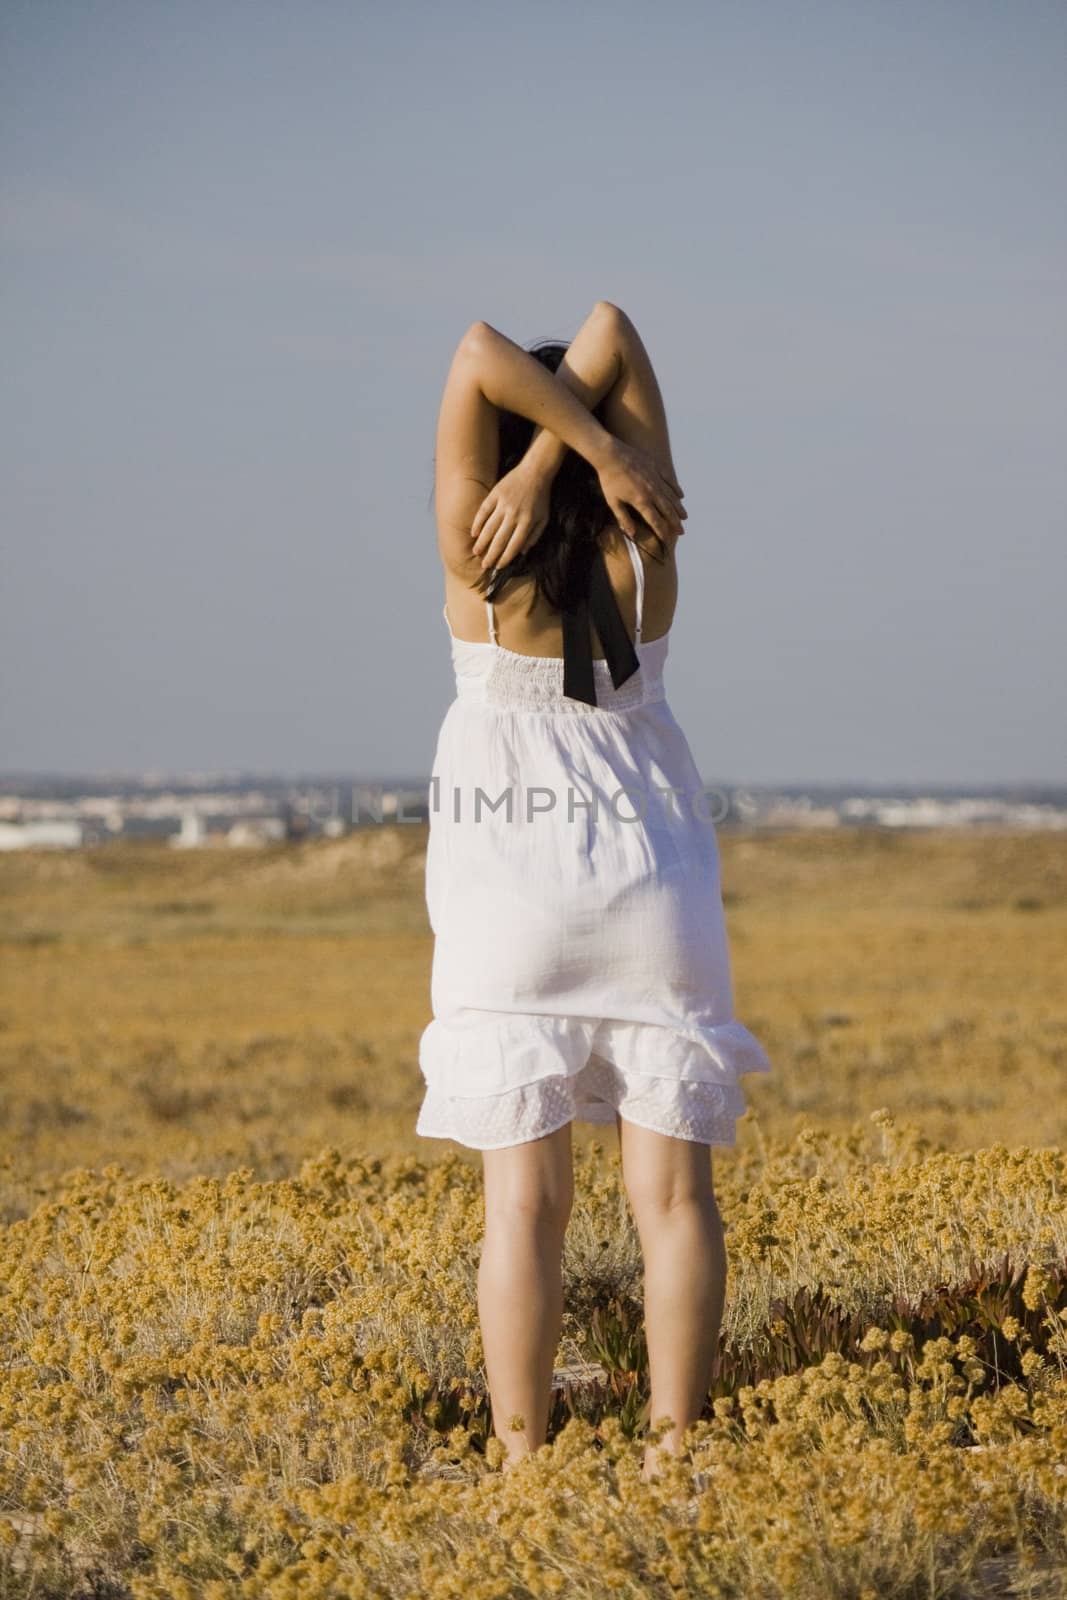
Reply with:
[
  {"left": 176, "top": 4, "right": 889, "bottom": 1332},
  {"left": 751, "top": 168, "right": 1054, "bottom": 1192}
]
[{"left": 561, "top": 546, "right": 640, "bottom": 706}]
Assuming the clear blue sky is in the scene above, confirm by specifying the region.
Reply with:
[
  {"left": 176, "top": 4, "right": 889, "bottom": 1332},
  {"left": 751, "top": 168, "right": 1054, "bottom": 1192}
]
[{"left": 2, "top": 0, "right": 1064, "bottom": 785}]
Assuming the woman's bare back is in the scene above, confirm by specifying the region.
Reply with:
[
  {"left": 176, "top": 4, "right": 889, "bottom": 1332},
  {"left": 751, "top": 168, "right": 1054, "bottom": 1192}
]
[{"left": 443, "top": 525, "right": 679, "bottom": 657}]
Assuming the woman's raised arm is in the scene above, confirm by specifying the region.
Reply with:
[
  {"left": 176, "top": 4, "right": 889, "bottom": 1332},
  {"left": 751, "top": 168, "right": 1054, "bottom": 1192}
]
[
  {"left": 472, "top": 302, "right": 687, "bottom": 566},
  {"left": 591, "top": 303, "right": 682, "bottom": 498},
  {"left": 435, "top": 306, "right": 621, "bottom": 577},
  {"left": 518, "top": 302, "right": 681, "bottom": 494},
  {"left": 461, "top": 318, "right": 618, "bottom": 471},
  {"left": 467, "top": 310, "right": 685, "bottom": 564},
  {"left": 434, "top": 305, "right": 685, "bottom": 579},
  {"left": 515, "top": 301, "right": 632, "bottom": 484}
]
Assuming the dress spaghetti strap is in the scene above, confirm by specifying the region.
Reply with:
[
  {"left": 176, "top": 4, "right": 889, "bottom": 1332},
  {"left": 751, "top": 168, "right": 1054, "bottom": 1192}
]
[
  {"left": 485, "top": 595, "right": 497, "bottom": 646},
  {"left": 622, "top": 535, "right": 645, "bottom": 644}
]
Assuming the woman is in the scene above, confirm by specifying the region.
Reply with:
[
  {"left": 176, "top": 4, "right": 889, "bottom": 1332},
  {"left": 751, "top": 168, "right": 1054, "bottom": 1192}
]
[{"left": 416, "top": 301, "right": 773, "bottom": 1482}]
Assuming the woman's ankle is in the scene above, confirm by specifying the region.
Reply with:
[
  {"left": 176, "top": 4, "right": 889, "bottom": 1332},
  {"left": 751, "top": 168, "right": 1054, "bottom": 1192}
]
[
  {"left": 500, "top": 1437, "right": 536, "bottom": 1472},
  {"left": 641, "top": 1429, "right": 685, "bottom": 1481}
]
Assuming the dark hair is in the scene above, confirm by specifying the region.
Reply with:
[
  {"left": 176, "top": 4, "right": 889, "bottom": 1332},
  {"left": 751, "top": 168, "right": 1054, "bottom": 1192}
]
[{"left": 431, "top": 337, "right": 668, "bottom": 619}]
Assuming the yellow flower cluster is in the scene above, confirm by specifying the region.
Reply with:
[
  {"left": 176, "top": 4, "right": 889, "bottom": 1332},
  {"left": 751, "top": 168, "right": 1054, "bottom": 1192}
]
[{"left": 1, "top": 1124, "right": 1065, "bottom": 1598}]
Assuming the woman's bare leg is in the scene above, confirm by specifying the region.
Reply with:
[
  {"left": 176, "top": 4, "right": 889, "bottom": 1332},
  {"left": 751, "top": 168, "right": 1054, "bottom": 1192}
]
[
  {"left": 478, "top": 1120, "right": 574, "bottom": 1468},
  {"left": 615, "top": 1112, "right": 726, "bottom": 1481}
]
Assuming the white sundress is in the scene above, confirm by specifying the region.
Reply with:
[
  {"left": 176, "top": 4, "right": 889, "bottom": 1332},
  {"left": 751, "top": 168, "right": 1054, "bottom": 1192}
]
[{"left": 415, "top": 534, "right": 773, "bottom": 1150}]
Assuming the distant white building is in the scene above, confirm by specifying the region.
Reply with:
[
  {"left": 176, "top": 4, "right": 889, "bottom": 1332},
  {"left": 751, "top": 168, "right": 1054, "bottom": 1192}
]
[
  {"left": 169, "top": 809, "right": 207, "bottom": 848},
  {"left": 0, "top": 819, "right": 85, "bottom": 850},
  {"left": 226, "top": 818, "right": 286, "bottom": 847}
]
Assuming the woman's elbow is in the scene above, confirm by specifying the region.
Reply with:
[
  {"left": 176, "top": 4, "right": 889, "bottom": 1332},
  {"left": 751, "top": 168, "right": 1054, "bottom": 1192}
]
[
  {"left": 459, "top": 319, "right": 499, "bottom": 357},
  {"left": 593, "top": 300, "right": 630, "bottom": 329}
]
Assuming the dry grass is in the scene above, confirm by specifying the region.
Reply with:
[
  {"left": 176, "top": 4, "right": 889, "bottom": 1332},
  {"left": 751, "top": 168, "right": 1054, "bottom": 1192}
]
[{"left": 1, "top": 825, "right": 1065, "bottom": 1597}]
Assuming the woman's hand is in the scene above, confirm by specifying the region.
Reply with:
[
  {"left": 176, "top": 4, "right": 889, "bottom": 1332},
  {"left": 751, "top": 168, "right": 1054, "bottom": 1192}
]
[
  {"left": 594, "top": 437, "right": 687, "bottom": 543},
  {"left": 470, "top": 460, "right": 554, "bottom": 571}
]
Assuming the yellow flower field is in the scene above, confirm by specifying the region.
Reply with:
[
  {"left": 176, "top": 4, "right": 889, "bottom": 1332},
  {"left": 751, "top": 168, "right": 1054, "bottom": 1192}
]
[{"left": 1, "top": 825, "right": 1064, "bottom": 1597}]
